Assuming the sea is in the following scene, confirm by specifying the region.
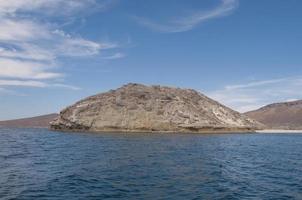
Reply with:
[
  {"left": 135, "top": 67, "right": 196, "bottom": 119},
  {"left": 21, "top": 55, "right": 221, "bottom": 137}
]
[{"left": 0, "top": 128, "right": 302, "bottom": 200}]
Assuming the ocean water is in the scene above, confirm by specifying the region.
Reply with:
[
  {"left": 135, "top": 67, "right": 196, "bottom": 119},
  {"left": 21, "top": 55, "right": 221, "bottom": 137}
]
[{"left": 0, "top": 128, "right": 302, "bottom": 200}]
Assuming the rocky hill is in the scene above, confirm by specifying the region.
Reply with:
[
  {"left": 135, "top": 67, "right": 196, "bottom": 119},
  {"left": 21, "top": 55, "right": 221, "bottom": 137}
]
[
  {"left": 51, "top": 83, "right": 262, "bottom": 133},
  {"left": 0, "top": 114, "right": 58, "bottom": 128},
  {"left": 245, "top": 100, "right": 302, "bottom": 130}
]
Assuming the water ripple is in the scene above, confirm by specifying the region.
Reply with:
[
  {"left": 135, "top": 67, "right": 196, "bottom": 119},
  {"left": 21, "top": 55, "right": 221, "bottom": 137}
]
[{"left": 0, "top": 128, "right": 302, "bottom": 199}]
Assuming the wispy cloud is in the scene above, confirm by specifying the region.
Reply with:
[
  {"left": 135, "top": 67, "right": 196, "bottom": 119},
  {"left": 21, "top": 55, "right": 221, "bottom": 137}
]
[
  {"left": 135, "top": 0, "right": 238, "bottom": 33},
  {"left": 0, "top": 0, "right": 116, "bottom": 17},
  {"left": 224, "top": 78, "right": 287, "bottom": 90},
  {"left": 51, "top": 83, "right": 81, "bottom": 91},
  {"left": 206, "top": 76, "right": 302, "bottom": 112},
  {"left": 101, "top": 52, "right": 126, "bottom": 60},
  {"left": 0, "top": 0, "right": 120, "bottom": 92},
  {"left": 0, "top": 58, "right": 61, "bottom": 79},
  {"left": 0, "top": 80, "right": 47, "bottom": 87},
  {"left": 0, "top": 80, "right": 81, "bottom": 92},
  {"left": 0, "top": 19, "right": 50, "bottom": 41},
  {"left": 52, "top": 29, "right": 114, "bottom": 57}
]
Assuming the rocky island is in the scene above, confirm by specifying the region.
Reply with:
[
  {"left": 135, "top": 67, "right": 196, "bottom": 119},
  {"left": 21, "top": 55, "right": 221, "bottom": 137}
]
[{"left": 51, "top": 83, "right": 262, "bottom": 133}]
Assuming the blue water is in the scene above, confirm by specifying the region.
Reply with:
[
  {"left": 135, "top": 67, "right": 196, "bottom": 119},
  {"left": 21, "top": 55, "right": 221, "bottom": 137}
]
[{"left": 0, "top": 128, "right": 302, "bottom": 200}]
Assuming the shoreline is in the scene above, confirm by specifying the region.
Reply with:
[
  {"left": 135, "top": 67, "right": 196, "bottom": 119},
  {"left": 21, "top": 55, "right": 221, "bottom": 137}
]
[
  {"left": 256, "top": 129, "right": 302, "bottom": 133},
  {"left": 3, "top": 126, "right": 302, "bottom": 134},
  {"left": 50, "top": 127, "right": 257, "bottom": 134}
]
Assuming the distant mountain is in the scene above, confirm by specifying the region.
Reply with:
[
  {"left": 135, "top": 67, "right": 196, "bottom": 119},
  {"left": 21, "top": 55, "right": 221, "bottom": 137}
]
[
  {"left": 245, "top": 100, "right": 302, "bottom": 130},
  {"left": 0, "top": 114, "right": 58, "bottom": 128},
  {"left": 51, "top": 83, "right": 262, "bottom": 133}
]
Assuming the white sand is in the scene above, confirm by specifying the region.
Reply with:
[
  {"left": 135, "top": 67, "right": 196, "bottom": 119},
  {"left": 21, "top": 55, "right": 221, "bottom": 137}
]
[{"left": 256, "top": 130, "right": 302, "bottom": 133}]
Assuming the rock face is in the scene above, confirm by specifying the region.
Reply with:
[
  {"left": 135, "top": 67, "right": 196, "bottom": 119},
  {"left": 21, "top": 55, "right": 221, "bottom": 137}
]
[
  {"left": 245, "top": 100, "right": 302, "bottom": 130},
  {"left": 0, "top": 114, "right": 58, "bottom": 128},
  {"left": 51, "top": 83, "right": 262, "bottom": 133}
]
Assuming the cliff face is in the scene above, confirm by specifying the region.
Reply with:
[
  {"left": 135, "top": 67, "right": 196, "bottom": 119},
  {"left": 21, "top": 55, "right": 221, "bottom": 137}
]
[
  {"left": 51, "top": 83, "right": 262, "bottom": 133},
  {"left": 245, "top": 100, "right": 302, "bottom": 130}
]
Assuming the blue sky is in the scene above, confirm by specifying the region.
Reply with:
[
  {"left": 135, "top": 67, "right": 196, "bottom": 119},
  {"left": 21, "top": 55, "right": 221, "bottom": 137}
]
[{"left": 0, "top": 0, "right": 302, "bottom": 120}]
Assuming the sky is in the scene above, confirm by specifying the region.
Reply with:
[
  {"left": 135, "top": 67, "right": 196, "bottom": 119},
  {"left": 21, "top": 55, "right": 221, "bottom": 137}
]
[{"left": 0, "top": 0, "right": 302, "bottom": 120}]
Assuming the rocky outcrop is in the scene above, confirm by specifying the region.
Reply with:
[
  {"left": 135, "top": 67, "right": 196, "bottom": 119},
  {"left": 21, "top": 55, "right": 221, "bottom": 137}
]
[
  {"left": 245, "top": 100, "right": 302, "bottom": 130},
  {"left": 51, "top": 83, "right": 262, "bottom": 133}
]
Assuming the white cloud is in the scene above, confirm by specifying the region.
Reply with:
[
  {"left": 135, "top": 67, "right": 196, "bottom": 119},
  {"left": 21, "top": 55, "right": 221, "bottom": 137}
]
[
  {"left": 55, "top": 36, "right": 102, "bottom": 57},
  {"left": 0, "top": 19, "right": 50, "bottom": 42},
  {"left": 0, "top": 43, "right": 55, "bottom": 62},
  {"left": 206, "top": 76, "right": 302, "bottom": 112},
  {"left": 52, "top": 29, "right": 111, "bottom": 57},
  {"left": 52, "top": 83, "right": 81, "bottom": 90},
  {"left": 0, "top": 0, "right": 114, "bottom": 16},
  {"left": 0, "top": 58, "right": 61, "bottom": 79},
  {"left": 0, "top": 0, "right": 121, "bottom": 91},
  {"left": 0, "top": 80, "right": 47, "bottom": 87},
  {"left": 0, "top": 26, "right": 111, "bottom": 62},
  {"left": 0, "top": 79, "right": 81, "bottom": 93},
  {"left": 135, "top": 0, "right": 238, "bottom": 33}
]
